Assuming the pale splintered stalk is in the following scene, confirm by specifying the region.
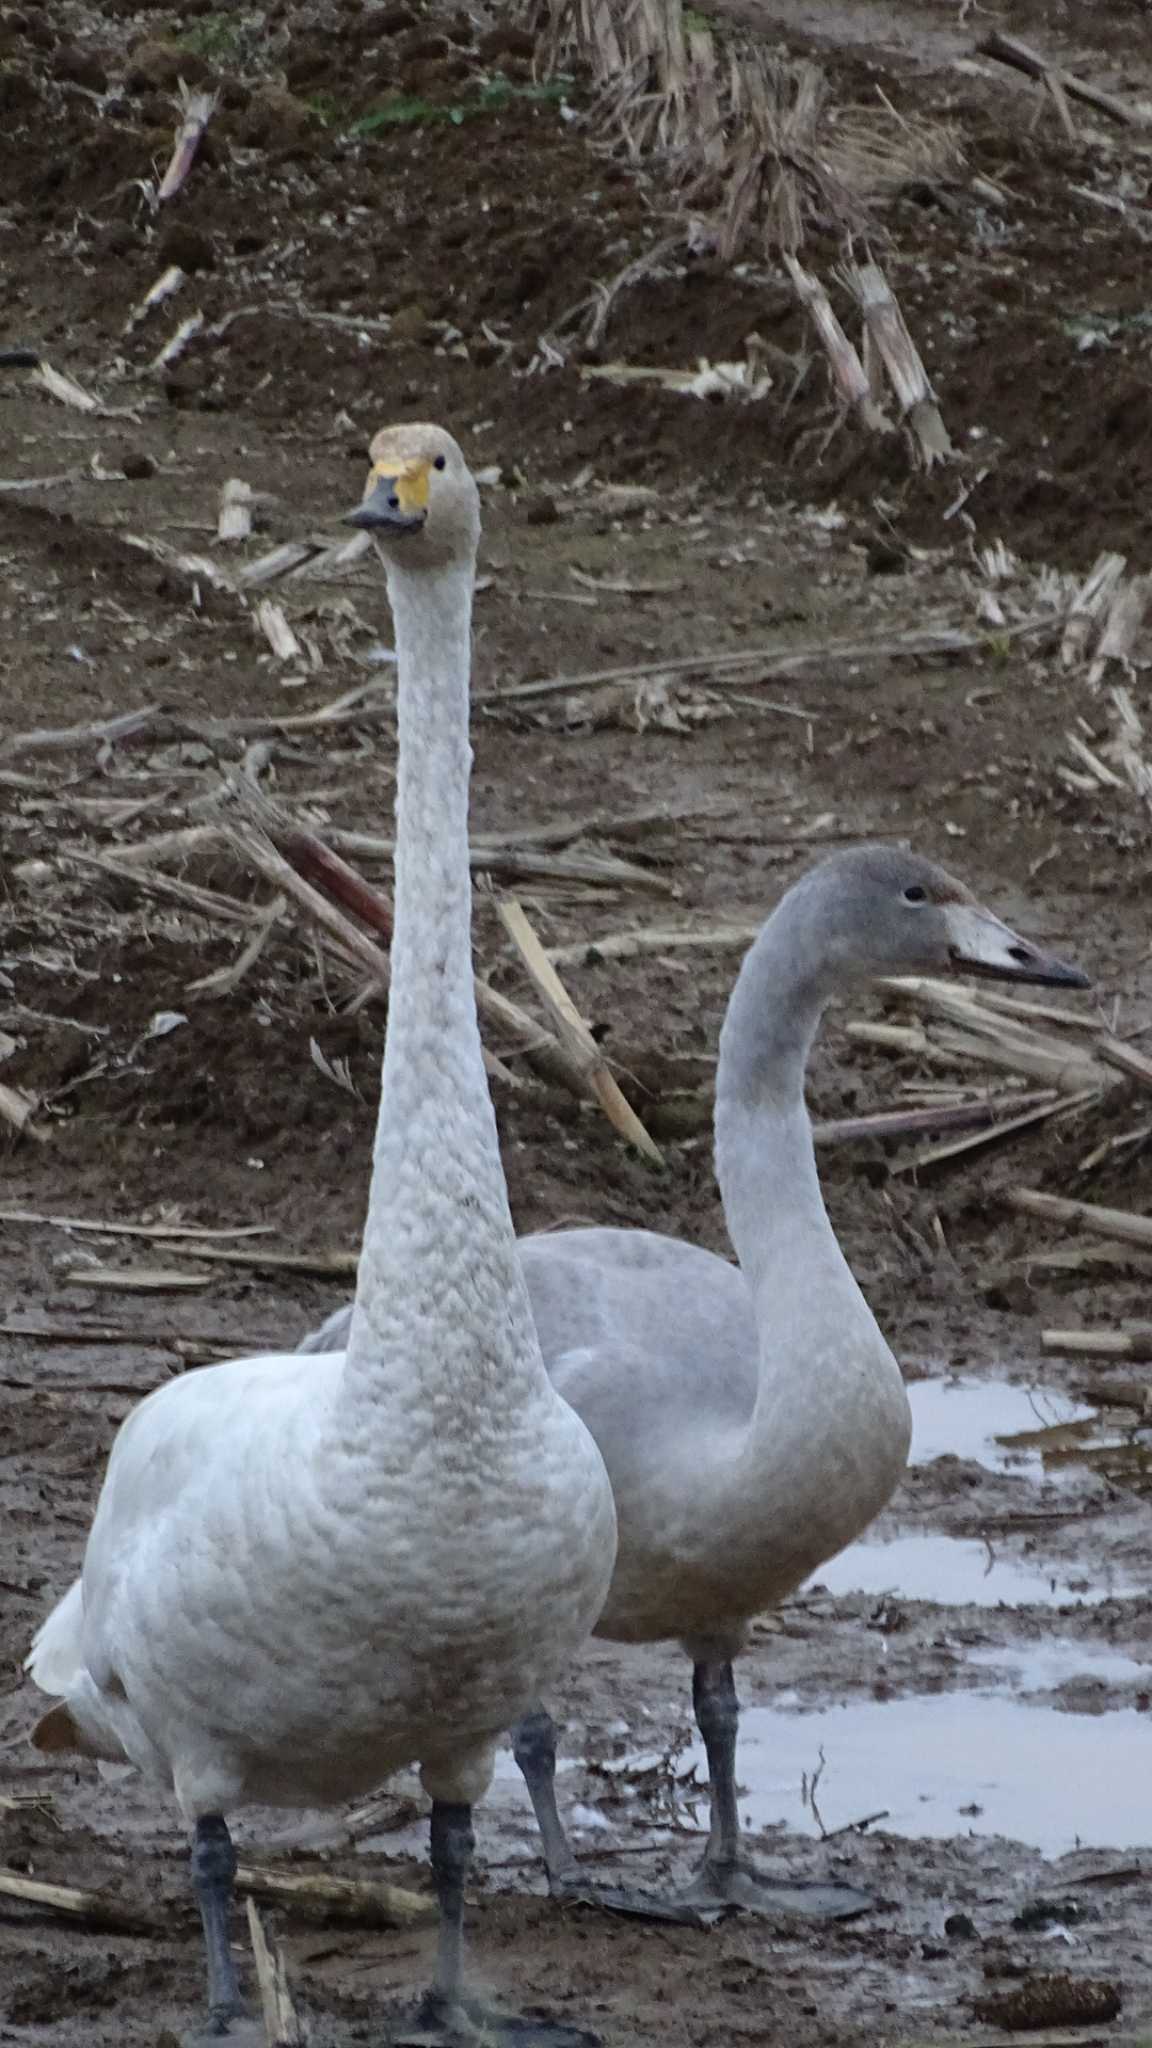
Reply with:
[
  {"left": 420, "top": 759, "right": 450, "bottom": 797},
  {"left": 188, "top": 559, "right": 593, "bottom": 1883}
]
[
  {"left": 497, "top": 895, "right": 664, "bottom": 1165},
  {"left": 157, "top": 83, "right": 218, "bottom": 203},
  {"left": 255, "top": 599, "right": 303, "bottom": 663},
  {"left": 782, "top": 255, "right": 891, "bottom": 433},
  {"left": 1087, "top": 580, "right": 1152, "bottom": 690},
  {"left": 217, "top": 478, "right": 253, "bottom": 544},
  {"left": 123, "top": 264, "right": 185, "bottom": 337},
  {"left": 149, "top": 312, "right": 204, "bottom": 374},
  {"left": 32, "top": 360, "right": 100, "bottom": 413},
  {"left": 1060, "top": 550, "right": 1127, "bottom": 668},
  {"left": 841, "top": 259, "right": 951, "bottom": 467}
]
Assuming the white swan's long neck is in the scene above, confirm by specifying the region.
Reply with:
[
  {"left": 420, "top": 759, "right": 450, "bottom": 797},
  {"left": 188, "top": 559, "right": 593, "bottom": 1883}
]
[
  {"left": 712, "top": 901, "right": 908, "bottom": 1575},
  {"left": 339, "top": 555, "right": 545, "bottom": 1438}
]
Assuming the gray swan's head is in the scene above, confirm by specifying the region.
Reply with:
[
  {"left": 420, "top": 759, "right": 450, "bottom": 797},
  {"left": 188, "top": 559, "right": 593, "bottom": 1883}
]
[
  {"left": 776, "top": 845, "right": 1090, "bottom": 991},
  {"left": 344, "top": 421, "right": 480, "bottom": 568}
]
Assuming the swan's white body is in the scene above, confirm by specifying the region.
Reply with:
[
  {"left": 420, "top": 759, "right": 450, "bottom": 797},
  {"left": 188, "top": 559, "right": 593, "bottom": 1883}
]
[
  {"left": 28, "top": 1343, "right": 609, "bottom": 1816},
  {"left": 27, "top": 428, "right": 616, "bottom": 1850}
]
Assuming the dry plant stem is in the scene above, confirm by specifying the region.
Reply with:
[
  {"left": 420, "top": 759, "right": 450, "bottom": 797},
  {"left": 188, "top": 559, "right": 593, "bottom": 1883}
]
[
  {"left": 882, "top": 976, "right": 1098, "bottom": 1033},
  {"left": 64, "top": 1267, "right": 210, "bottom": 1292},
  {"left": 217, "top": 478, "right": 253, "bottom": 543},
  {"left": 890, "top": 1087, "right": 1096, "bottom": 1177},
  {"left": 326, "top": 828, "right": 675, "bottom": 894},
  {"left": 0, "top": 1320, "right": 276, "bottom": 1354},
  {"left": 1061, "top": 551, "right": 1127, "bottom": 667},
  {"left": 123, "top": 263, "right": 185, "bottom": 336},
  {"left": 1042, "top": 1328, "right": 1152, "bottom": 1362},
  {"left": 2, "top": 686, "right": 398, "bottom": 757},
  {"left": 815, "top": 1090, "right": 1055, "bottom": 1147},
  {"left": 107, "top": 822, "right": 222, "bottom": 868},
  {"left": 150, "top": 313, "right": 205, "bottom": 374},
  {"left": 497, "top": 896, "right": 663, "bottom": 1165},
  {"left": 255, "top": 600, "right": 303, "bottom": 662},
  {"left": 237, "top": 1864, "right": 435, "bottom": 1930},
  {"left": 188, "top": 895, "right": 285, "bottom": 997},
  {"left": 548, "top": 920, "right": 761, "bottom": 966},
  {"left": 488, "top": 617, "right": 1048, "bottom": 703},
  {"left": 223, "top": 819, "right": 394, "bottom": 988},
  {"left": 1008, "top": 1188, "right": 1152, "bottom": 1251},
  {"left": 0, "top": 1208, "right": 273, "bottom": 1240},
  {"left": 1088, "top": 579, "right": 1152, "bottom": 689},
  {"left": 842, "top": 261, "right": 951, "bottom": 466},
  {"left": 245, "top": 1899, "right": 306, "bottom": 2048},
  {"left": 0, "top": 705, "right": 171, "bottom": 757},
  {"left": 222, "top": 798, "right": 594, "bottom": 1100},
  {"left": 0, "top": 1869, "right": 162, "bottom": 1936},
  {"left": 239, "top": 532, "right": 372, "bottom": 586},
  {"left": 1018, "top": 1244, "right": 1152, "bottom": 1278},
  {"left": 157, "top": 84, "right": 218, "bottom": 202},
  {"left": 0, "top": 1081, "right": 47, "bottom": 1142},
  {"left": 1097, "top": 1035, "right": 1152, "bottom": 1088},
  {"left": 157, "top": 1244, "right": 357, "bottom": 1278},
  {"left": 976, "top": 29, "right": 1148, "bottom": 127},
  {"left": 63, "top": 850, "right": 260, "bottom": 925},
  {"left": 782, "top": 255, "right": 890, "bottom": 432}
]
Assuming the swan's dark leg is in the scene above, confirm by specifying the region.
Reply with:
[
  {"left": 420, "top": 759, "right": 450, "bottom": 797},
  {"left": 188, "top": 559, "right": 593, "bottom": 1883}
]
[
  {"left": 680, "top": 1659, "right": 872, "bottom": 1920},
  {"left": 182, "top": 1815, "right": 263, "bottom": 2045},
  {"left": 428, "top": 1799, "right": 473, "bottom": 2017},
  {"left": 694, "top": 1658, "right": 743, "bottom": 1872},
  {"left": 394, "top": 1798, "right": 601, "bottom": 2047},
  {"left": 512, "top": 1705, "right": 582, "bottom": 1894},
  {"left": 511, "top": 1670, "right": 872, "bottom": 1935}
]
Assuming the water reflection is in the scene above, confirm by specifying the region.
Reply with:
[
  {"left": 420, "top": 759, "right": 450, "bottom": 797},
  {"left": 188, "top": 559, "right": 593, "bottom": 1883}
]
[
  {"left": 686, "top": 1695, "right": 1152, "bottom": 1855},
  {"left": 811, "top": 1533, "right": 1139, "bottom": 1606}
]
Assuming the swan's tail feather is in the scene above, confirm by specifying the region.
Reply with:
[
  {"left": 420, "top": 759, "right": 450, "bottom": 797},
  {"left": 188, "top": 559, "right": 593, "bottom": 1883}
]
[{"left": 25, "top": 1579, "right": 84, "bottom": 1695}]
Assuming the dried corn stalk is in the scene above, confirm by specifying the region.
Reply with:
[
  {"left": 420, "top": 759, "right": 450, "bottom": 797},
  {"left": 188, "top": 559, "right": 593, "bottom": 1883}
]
[{"left": 538, "top": 0, "right": 960, "bottom": 254}]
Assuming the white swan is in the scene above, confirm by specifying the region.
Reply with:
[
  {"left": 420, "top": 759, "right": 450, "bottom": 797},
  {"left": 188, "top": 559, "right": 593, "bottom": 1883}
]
[
  {"left": 25, "top": 424, "right": 617, "bottom": 2044},
  {"left": 301, "top": 846, "right": 1088, "bottom": 1925}
]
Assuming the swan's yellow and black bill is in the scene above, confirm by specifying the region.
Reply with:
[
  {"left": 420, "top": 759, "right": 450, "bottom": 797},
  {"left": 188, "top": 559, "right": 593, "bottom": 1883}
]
[
  {"left": 944, "top": 902, "right": 1091, "bottom": 990},
  {"left": 344, "top": 458, "right": 431, "bottom": 535}
]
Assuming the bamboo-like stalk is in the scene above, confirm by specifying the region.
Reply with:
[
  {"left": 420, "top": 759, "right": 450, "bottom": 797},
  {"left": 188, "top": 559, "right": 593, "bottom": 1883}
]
[
  {"left": 237, "top": 1862, "right": 435, "bottom": 1929},
  {"left": 1008, "top": 1187, "right": 1152, "bottom": 1249},
  {"left": 497, "top": 897, "right": 663, "bottom": 1165},
  {"left": 245, "top": 1898, "right": 306, "bottom": 2047}
]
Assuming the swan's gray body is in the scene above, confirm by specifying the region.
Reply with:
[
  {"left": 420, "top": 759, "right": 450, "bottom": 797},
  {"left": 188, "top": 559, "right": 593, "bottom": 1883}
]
[{"left": 301, "top": 844, "right": 1088, "bottom": 1920}]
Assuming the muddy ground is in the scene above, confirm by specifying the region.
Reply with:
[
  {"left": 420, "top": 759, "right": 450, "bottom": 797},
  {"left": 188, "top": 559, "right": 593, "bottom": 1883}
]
[{"left": 5, "top": 0, "right": 1152, "bottom": 2042}]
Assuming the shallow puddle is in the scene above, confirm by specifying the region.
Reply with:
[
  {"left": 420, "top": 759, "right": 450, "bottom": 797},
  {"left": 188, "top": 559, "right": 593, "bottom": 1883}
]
[
  {"left": 687, "top": 1695, "right": 1152, "bottom": 1855},
  {"left": 907, "top": 1375, "right": 1151, "bottom": 1484},
  {"left": 965, "top": 1641, "right": 1151, "bottom": 1689},
  {"left": 811, "top": 1532, "right": 1140, "bottom": 1606},
  {"left": 907, "top": 1378, "right": 1096, "bottom": 1473}
]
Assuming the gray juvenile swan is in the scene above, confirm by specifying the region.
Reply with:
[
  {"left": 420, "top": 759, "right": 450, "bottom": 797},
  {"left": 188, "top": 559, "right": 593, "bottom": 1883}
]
[
  {"left": 25, "top": 424, "right": 617, "bottom": 2044},
  {"left": 301, "top": 847, "right": 1088, "bottom": 1926}
]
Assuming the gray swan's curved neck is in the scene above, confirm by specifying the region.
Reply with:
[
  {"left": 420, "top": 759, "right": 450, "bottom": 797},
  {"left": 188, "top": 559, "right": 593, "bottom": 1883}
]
[
  {"left": 707, "top": 896, "right": 908, "bottom": 1591},
  {"left": 713, "top": 903, "right": 832, "bottom": 1300},
  {"left": 339, "top": 558, "right": 542, "bottom": 1432}
]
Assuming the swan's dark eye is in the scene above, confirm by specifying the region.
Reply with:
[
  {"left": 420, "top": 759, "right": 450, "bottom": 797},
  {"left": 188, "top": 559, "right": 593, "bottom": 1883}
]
[
  {"left": 433, "top": 454, "right": 446, "bottom": 471},
  {"left": 903, "top": 884, "right": 927, "bottom": 904}
]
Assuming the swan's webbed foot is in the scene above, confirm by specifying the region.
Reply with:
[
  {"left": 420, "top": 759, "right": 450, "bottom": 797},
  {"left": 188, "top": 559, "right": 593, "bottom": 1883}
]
[
  {"left": 391, "top": 1990, "right": 601, "bottom": 2046},
  {"left": 545, "top": 1871, "right": 717, "bottom": 1929},
  {"left": 543, "top": 1864, "right": 869, "bottom": 1929},
  {"left": 681, "top": 1856, "right": 873, "bottom": 1921},
  {"left": 181, "top": 2020, "right": 267, "bottom": 2046},
  {"left": 393, "top": 1800, "right": 602, "bottom": 2046}
]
